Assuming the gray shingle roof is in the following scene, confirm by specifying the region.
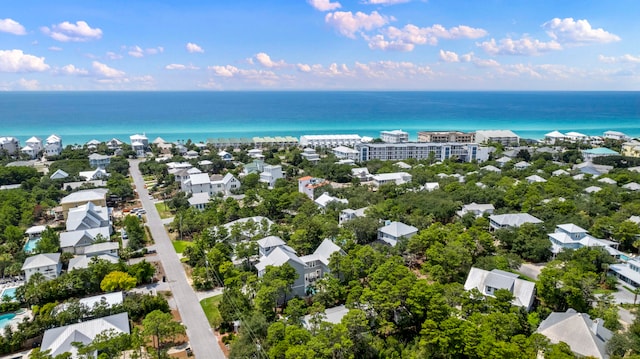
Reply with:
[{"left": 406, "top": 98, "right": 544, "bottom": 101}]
[{"left": 537, "top": 309, "right": 612, "bottom": 359}]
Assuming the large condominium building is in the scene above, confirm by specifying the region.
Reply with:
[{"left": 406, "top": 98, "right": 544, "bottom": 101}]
[
  {"left": 355, "top": 142, "right": 488, "bottom": 163},
  {"left": 380, "top": 130, "right": 409, "bottom": 143},
  {"left": 300, "top": 134, "right": 361, "bottom": 148},
  {"left": 475, "top": 130, "right": 519, "bottom": 146},
  {"left": 418, "top": 131, "right": 475, "bottom": 143}
]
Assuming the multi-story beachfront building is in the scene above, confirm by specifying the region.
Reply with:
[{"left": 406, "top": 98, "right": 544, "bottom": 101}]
[
  {"left": 622, "top": 140, "right": 640, "bottom": 158},
  {"left": 355, "top": 142, "right": 488, "bottom": 163},
  {"left": 45, "top": 134, "right": 63, "bottom": 157},
  {"left": 300, "top": 134, "right": 362, "bottom": 148},
  {"left": 417, "top": 131, "right": 475, "bottom": 143},
  {"left": 380, "top": 130, "right": 409, "bottom": 143},
  {"left": 0, "top": 136, "right": 20, "bottom": 155},
  {"left": 129, "top": 134, "right": 149, "bottom": 157},
  {"left": 475, "top": 130, "right": 519, "bottom": 146}
]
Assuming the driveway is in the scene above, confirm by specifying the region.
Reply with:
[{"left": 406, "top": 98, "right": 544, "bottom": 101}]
[
  {"left": 129, "top": 159, "right": 226, "bottom": 359},
  {"left": 517, "top": 262, "right": 545, "bottom": 280}
]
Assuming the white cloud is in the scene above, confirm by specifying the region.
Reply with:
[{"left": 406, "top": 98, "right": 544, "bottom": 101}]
[
  {"left": 477, "top": 37, "right": 562, "bottom": 56},
  {"left": 362, "top": 0, "right": 411, "bottom": 4},
  {"left": 325, "top": 11, "right": 388, "bottom": 38},
  {"left": 106, "top": 52, "right": 123, "bottom": 60},
  {"left": 165, "top": 63, "right": 200, "bottom": 70},
  {"left": 128, "top": 45, "right": 164, "bottom": 58},
  {"left": 209, "top": 65, "right": 238, "bottom": 77},
  {"left": 0, "top": 18, "right": 26, "bottom": 35},
  {"left": 0, "top": 49, "right": 50, "bottom": 72},
  {"left": 186, "top": 42, "right": 204, "bottom": 53},
  {"left": 59, "top": 64, "right": 89, "bottom": 75},
  {"left": 48, "top": 46, "right": 63, "bottom": 52},
  {"left": 543, "top": 18, "right": 620, "bottom": 44},
  {"left": 439, "top": 50, "right": 459, "bottom": 62},
  {"left": 41, "top": 21, "right": 102, "bottom": 42},
  {"left": 308, "top": 0, "right": 341, "bottom": 11},
  {"left": 599, "top": 54, "right": 640, "bottom": 64},
  {"left": 254, "top": 52, "right": 287, "bottom": 68},
  {"left": 92, "top": 61, "right": 125, "bottom": 78},
  {"left": 370, "top": 24, "right": 488, "bottom": 51},
  {"left": 297, "top": 63, "right": 312, "bottom": 72},
  {"left": 17, "top": 78, "right": 39, "bottom": 90}
]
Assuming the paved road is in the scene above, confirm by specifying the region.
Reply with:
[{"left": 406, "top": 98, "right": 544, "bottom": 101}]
[{"left": 129, "top": 159, "right": 226, "bottom": 359}]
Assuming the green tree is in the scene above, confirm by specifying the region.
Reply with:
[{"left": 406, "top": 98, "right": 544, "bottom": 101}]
[
  {"left": 35, "top": 227, "right": 59, "bottom": 253},
  {"left": 142, "top": 310, "right": 186, "bottom": 359},
  {"left": 100, "top": 271, "right": 137, "bottom": 292}
]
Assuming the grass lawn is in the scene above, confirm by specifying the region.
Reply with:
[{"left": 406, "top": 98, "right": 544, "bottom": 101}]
[
  {"left": 172, "top": 240, "right": 194, "bottom": 253},
  {"left": 155, "top": 202, "right": 173, "bottom": 219},
  {"left": 200, "top": 295, "right": 222, "bottom": 328}
]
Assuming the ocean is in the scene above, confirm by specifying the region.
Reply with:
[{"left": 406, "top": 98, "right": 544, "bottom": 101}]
[{"left": 1, "top": 91, "right": 639, "bottom": 145}]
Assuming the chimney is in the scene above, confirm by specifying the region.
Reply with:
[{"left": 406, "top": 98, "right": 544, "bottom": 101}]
[{"left": 591, "top": 318, "right": 604, "bottom": 337}]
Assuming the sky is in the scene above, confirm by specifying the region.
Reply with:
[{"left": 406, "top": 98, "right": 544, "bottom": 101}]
[{"left": 0, "top": 0, "right": 639, "bottom": 91}]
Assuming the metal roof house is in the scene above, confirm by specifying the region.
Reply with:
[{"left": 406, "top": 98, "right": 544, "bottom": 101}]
[{"left": 464, "top": 267, "right": 536, "bottom": 311}]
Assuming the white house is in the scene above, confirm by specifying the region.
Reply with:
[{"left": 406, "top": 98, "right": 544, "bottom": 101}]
[
  {"left": 60, "top": 226, "right": 112, "bottom": 254},
  {"left": 371, "top": 172, "right": 412, "bottom": 187},
  {"left": 260, "top": 165, "right": 284, "bottom": 188},
  {"left": 69, "top": 254, "right": 119, "bottom": 271},
  {"left": 300, "top": 134, "right": 361, "bottom": 148},
  {"left": 301, "top": 148, "right": 320, "bottom": 163},
  {"left": 66, "top": 202, "right": 111, "bottom": 232},
  {"left": 548, "top": 223, "right": 620, "bottom": 257},
  {"left": 218, "top": 150, "right": 233, "bottom": 161},
  {"left": 25, "top": 225, "right": 47, "bottom": 240},
  {"left": 50, "top": 169, "right": 69, "bottom": 180},
  {"left": 302, "top": 305, "right": 350, "bottom": 330},
  {"left": 314, "top": 192, "right": 348, "bottom": 210},
  {"left": 544, "top": 130, "right": 566, "bottom": 143},
  {"left": 88, "top": 153, "right": 111, "bottom": 168},
  {"left": 248, "top": 148, "right": 264, "bottom": 159},
  {"left": 25, "top": 136, "right": 43, "bottom": 154},
  {"left": 41, "top": 312, "right": 130, "bottom": 358},
  {"left": 525, "top": 175, "right": 547, "bottom": 184},
  {"left": 422, "top": 182, "right": 440, "bottom": 191},
  {"left": 83, "top": 242, "right": 119, "bottom": 258},
  {"left": 514, "top": 161, "right": 531, "bottom": 170},
  {"left": 489, "top": 213, "right": 542, "bottom": 231},
  {"left": 45, "top": 134, "right": 63, "bottom": 157},
  {"left": 130, "top": 134, "right": 149, "bottom": 157},
  {"left": 351, "top": 167, "right": 371, "bottom": 182},
  {"left": 22, "top": 253, "right": 62, "bottom": 281},
  {"left": 79, "top": 168, "right": 110, "bottom": 181},
  {"left": 188, "top": 192, "right": 211, "bottom": 210},
  {"left": 536, "top": 309, "right": 612, "bottom": 359},
  {"left": 182, "top": 173, "right": 212, "bottom": 195},
  {"left": 0, "top": 136, "right": 20, "bottom": 155},
  {"left": 377, "top": 221, "right": 418, "bottom": 246},
  {"left": 456, "top": 203, "right": 494, "bottom": 218},
  {"left": 332, "top": 146, "right": 359, "bottom": 161},
  {"left": 21, "top": 145, "right": 38, "bottom": 159},
  {"left": 464, "top": 267, "right": 536, "bottom": 311},
  {"left": 212, "top": 173, "right": 241, "bottom": 195},
  {"left": 480, "top": 165, "right": 501, "bottom": 173},
  {"left": 380, "top": 130, "right": 409, "bottom": 143},
  {"left": 298, "top": 176, "right": 330, "bottom": 200},
  {"left": 339, "top": 207, "right": 368, "bottom": 225},
  {"left": 603, "top": 130, "right": 629, "bottom": 141},
  {"left": 255, "top": 237, "right": 344, "bottom": 297}
]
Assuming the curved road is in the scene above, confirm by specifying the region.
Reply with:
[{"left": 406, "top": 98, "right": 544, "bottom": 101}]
[{"left": 129, "top": 159, "right": 225, "bottom": 359}]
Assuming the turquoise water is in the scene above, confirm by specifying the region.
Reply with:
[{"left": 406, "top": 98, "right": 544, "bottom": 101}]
[
  {"left": 1, "top": 287, "right": 17, "bottom": 300},
  {"left": 0, "top": 313, "right": 16, "bottom": 329},
  {"left": 23, "top": 238, "right": 39, "bottom": 253},
  {"left": 0, "top": 92, "right": 638, "bottom": 145}
]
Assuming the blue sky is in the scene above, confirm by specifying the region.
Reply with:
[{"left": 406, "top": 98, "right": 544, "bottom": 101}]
[{"left": 0, "top": 0, "right": 638, "bottom": 90}]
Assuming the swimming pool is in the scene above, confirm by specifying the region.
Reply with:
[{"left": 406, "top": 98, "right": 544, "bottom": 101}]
[
  {"left": 0, "top": 313, "right": 16, "bottom": 329},
  {"left": 23, "top": 238, "right": 40, "bottom": 253},
  {"left": 1, "top": 287, "right": 17, "bottom": 301}
]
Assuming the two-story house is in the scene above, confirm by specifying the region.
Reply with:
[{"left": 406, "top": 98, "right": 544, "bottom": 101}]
[
  {"left": 22, "top": 253, "right": 62, "bottom": 281},
  {"left": 377, "top": 221, "right": 418, "bottom": 247},
  {"left": 548, "top": 223, "right": 621, "bottom": 257},
  {"left": 464, "top": 267, "right": 536, "bottom": 311}
]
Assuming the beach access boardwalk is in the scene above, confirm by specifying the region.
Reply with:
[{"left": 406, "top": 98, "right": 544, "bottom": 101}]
[{"left": 129, "top": 159, "right": 226, "bottom": 359}]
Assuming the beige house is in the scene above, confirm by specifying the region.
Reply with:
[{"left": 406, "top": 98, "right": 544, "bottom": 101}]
[{"left": 60, "top": 188, "right": 108, "bottom": 219}]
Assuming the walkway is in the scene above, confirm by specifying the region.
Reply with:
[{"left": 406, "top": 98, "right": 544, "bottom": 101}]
[{"left": 129, "top": 159, "right": 226, "bottom": 359}]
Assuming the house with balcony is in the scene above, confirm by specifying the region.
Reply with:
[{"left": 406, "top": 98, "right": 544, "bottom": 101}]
[
  {"left": 60, "top": 226, "right": 111, "bottom": 254},
  {"left": 548, "top": 223, "right": 621, "bottom": 257},
  {"left": 301, "top": 148, "right": 320, "bottom": 163},
  {"left": 129, "top": 134, "right": 149, "bottom": 157},
  {"left": 456, "top": 203, "right": 495, "bottom": 218},
  {"left": 332, "top": 146, "right": 359, "bottom": 161},
  {"left": 260, "top": 165, "right": 284, "bottom": 188},
  {"left": 314, "top": 192, "right": 348, "bottom": 210},
  {"left": 45, "top": 134, "right": 63, "bottom": 157},
  {"left": 66, "top": 202, "right": 111, "bottom": 232},
  {"left": 60, "top": 188, "right": 108, "bottom": 219},
  {"left": 298, "top": 176, "right": 330, "bottom": 200},
  {"left": 464, "top": 267, "right": 536, "bottom": 311},
  {"left": 22, "top": 253, "right": 62, "bottom": 281},
  {"left": 88, "top": 153, "right": 111, "bottom": 168},
  {"left": 256, "top": 237, "right": 344, "bottom": 297},
  {"left": 0, "top": 136, "right": 20, "bottom": 155}
]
